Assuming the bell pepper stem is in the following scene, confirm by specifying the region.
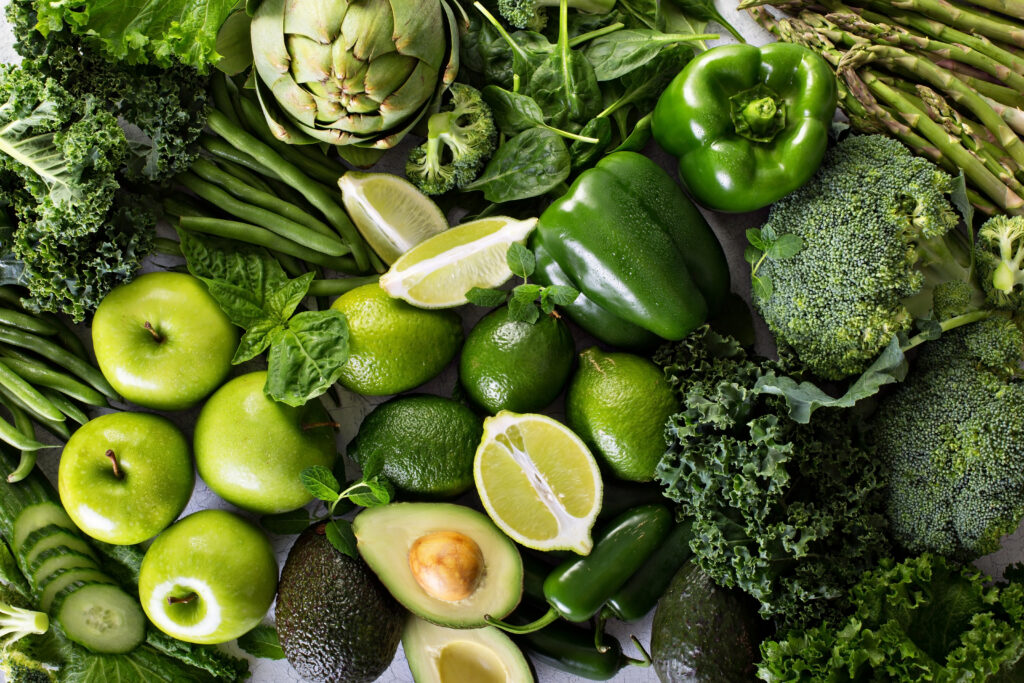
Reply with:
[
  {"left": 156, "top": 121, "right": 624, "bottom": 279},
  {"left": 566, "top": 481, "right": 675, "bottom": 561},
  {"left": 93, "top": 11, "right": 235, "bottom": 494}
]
[
  {"left": 485, "top": 608, "right": 559, "bottom": 634},
  {"left": 624, "top": 635, "right": 653, "bottom": 667}
]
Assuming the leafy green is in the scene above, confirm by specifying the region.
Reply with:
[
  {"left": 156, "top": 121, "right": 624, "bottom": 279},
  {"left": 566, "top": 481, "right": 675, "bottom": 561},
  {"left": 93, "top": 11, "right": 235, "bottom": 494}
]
[
  {"left": 758, "top": 554, "right": 1024, "bottom": 682},
  {"left": 260, "top": 508, "right": 312, "bottom": 535},
  {"left": 178, "top": 230, "right": 350, "bottom": 406},
  {"left": 236, "top": 625, "right": 285, "bottom": 661},
  {"left": 463, "top": 127, "right": 571, "bottom": 202},
  {"left": 465, "top": 242, "right": 578, "bottom": 322},
  {"left": 325, "top": 519, "right": 358, "bottom": 559}
]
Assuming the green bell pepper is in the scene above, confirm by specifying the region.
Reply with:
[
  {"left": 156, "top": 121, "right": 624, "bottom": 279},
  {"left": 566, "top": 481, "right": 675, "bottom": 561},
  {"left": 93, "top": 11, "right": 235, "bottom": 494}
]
[
  {"left": 652, "top": 43, "right": 837, "bottom": 212},
  {"left": 536, "top": 152, "right": 730, "bottom": 341}
]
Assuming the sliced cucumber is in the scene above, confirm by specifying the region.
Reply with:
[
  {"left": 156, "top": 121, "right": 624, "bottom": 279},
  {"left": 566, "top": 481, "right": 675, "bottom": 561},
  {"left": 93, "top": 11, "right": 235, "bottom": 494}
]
[
  {"left": 30, "top": 548, "right": 97, "bottom": 590},
  {"left": 12, "top": 502, "right": 76, "bottom": 551},
  {"left": 53, "top": 582, "right": 145, "bottom": 654},
  {"left": 38, "top": 568, "right": 115, "bottom": 612},
  {"left": 21, "top": 525, "right": 96, "bottom": 566}
]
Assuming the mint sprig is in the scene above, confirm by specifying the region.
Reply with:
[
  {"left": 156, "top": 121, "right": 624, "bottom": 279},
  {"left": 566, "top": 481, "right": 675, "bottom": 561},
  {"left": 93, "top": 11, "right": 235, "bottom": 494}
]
[
  {"left": 466, "top": 242, "right": 579, "bottom": 322},
  {"left": 746, "top": 226, "right": 804, "bottom": 300}
]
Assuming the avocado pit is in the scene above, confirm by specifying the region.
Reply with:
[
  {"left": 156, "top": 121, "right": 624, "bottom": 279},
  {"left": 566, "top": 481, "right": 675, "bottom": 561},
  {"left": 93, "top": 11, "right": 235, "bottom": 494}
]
[{"left": 408, "top": 531, "right": 484, "bottom": 602}]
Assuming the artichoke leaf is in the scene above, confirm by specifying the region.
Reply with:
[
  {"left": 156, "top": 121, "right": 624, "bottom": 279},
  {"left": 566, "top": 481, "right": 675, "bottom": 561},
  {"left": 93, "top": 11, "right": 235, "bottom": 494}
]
[
  {"left": 282, "top": 0, "right": 348, "bottom": 44},
  {"left": 253, "top": 78, "right": 321, "bottom": 145},
  {"left": 287, "top": 34, "right": 334, "bottom": 84},
  {"left": 341, "top": 0, "right": 402, "bottom": 63},
  {"left": 391, "top": 0, "right": 448, "bottom": 66}
]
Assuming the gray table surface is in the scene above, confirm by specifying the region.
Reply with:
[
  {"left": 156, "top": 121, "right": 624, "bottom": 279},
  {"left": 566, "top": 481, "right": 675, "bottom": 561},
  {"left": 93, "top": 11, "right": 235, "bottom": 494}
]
[{"left": 0, "top": 2, "right": 1020, "bottom": 682}]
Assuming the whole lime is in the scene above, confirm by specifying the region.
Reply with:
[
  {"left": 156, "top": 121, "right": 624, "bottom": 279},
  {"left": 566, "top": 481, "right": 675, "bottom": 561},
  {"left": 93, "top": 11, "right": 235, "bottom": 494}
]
[
  {"left": 459, "top": 308, "right": 575, "bottom": 414},
  {"left": 347, "top": 395, "right": 483, "bottom": 499},
  {"left": 331, "top": 284, "right": 463, "bottom": 396},
  {"left": 566, "top": 347, "right": 679, "bottom": 482}
]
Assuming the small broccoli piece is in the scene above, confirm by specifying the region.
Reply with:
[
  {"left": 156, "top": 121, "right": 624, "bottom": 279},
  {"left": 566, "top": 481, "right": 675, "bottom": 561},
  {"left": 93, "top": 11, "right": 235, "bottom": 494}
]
[
  {"left": 869, "top": 316, "right": 1024, "bottom": 561},
  {"left": 0, "top": 585, "right": 56, "bottom": 683},
  {"left": 931, "top": 279, "right": 976, "bottom": 321},
  {"left": 497, "top": 0, "right": 616, "bottom": 29},
  {"left": 752, "top": 134, "right": 986, "bottom": 380},
  {"left": 977, "top": 215, "right": 1024, "bottom": 311},
  {"left": 405, "top": 83, "right": 497, "bottom": 196}
]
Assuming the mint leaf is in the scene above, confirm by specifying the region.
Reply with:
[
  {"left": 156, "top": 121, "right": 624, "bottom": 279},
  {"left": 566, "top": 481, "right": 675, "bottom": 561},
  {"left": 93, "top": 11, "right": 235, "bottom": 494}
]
[
  {"left": 767, "top": 234, "right": 804, "bottom": 260},
  {"left": 507, "top": 297, "right": 541, "bottom": 324},
  {"left": 752, "top": 274, "right": 774, "bottom": 300},
  {"left": 746, "top": 228, "right": 767, "bottom": 251},
  {"left": 512, "top": 284, "right": 543, "bottom": 303},
  {"left": 346, "top": 477, "right": 394, "bottom": 508},
  {"left": 260, "top": 508, "right": 312, "bottom": 535},
  {"left": 466, "top": 287, "right": 508, "bottom": 307},
  {"left": 506, "top": 242, "right": 535, "bottom": 278},
  {"left": 545, "top": 285, "right": 579, "bottom": 305},
  {"left": 237, "top": 625, "right": 285, "bottom": 660},
  {"left": 744, "top": 245, "right": 764, "bottom": 265},
  {"left": 300, "top": 466, "right": 340, "bottom": 502},
  {"left": 539, "top": 291, "right": 557, "bottom": 315},
  {"left": 264, "top": 309, "right": 350, "bottom": 406},
  {"left": 325, "top": 519, "right": 358, "bottom": 559}
]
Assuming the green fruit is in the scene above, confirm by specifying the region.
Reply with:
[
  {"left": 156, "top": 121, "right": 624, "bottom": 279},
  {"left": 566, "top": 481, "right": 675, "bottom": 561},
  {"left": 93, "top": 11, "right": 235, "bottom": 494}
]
[
  {"left": 348, "top": 395, "right": 482, "bottom": 499},
  {"left": 566, "top": 347, "right": 679, "bottom": 482},
  {"left": 331, "top": 284, "right": 463, "bottom": 396},
  {"left": 276, "top": 524, "right": 404, "bottom": 683},
  {"left": 353, "top": 502, "right": 523, "bottom": 628},
  {"left": 139, "top": 510, "right": 278, "bottom": 645},
  {"left": 652, "top": 563, "right": 764, "bottom": 682},
  {"left": 194, "top": 371, "right": 336, "bottom": 514},
  {"left": 459, "top": 308, "right": 574, "bottom": 414},
  {"left": 403, "top": 616, "right": 533, "bottom": 683}
]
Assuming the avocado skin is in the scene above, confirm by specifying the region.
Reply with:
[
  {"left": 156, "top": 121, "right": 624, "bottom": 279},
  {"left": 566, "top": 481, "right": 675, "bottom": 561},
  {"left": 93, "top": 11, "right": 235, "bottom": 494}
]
[
  {"left": 277, "top": 525, "right": 404, "bottom": 683},
  {"left": 651, "top": 562, "right": 765, "bottom": 682}
]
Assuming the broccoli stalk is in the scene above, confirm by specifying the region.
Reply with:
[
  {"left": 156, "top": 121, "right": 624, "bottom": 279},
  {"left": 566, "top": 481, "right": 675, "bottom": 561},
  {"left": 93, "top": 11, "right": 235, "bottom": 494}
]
[
  {"left": 977, "top": 215, "right": 1024, "bottom": 309},
  {"left": 0, "top": 600, "right": 47, "bottom": 645},
  {"left": 405, "top": 83, "right": 497, "bottom": 196},
  {"left": 498, "top": 0, "right": 616, "bottom": 29}
]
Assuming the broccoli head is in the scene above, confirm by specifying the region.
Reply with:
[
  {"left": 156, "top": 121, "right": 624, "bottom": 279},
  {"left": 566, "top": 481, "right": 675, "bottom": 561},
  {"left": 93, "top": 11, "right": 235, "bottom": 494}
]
[
  {"left": 868, "top": 316, "right": 1024, "bottom": 561},
  {"left": 497, "top": 0, "right": 617, "bottom": 30},
  {"left": 405, "top": 83, "right": 497, "bottom": 196},
  {"left": 752, "top": 134, "right": 978, "bottom": 380},
  {"left": 977, "top": 215, "right": 1024, "bottom": 311}
]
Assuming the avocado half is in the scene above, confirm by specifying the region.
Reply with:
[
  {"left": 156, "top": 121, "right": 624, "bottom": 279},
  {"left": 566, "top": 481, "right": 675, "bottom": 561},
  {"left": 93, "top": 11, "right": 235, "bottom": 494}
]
[
  {"left": 353, "top": 502, "right": 523, "bottom": 628},
  {"left": 403, "top": 616, "right": 534, "bottom": 683}
]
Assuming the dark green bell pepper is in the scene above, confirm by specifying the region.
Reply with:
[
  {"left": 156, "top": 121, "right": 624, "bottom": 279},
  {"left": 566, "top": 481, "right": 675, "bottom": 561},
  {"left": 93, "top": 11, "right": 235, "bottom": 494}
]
[
  {"left": 536, "top": 152, "right": 730, "bottom": 341},
  {"left": 652, "top": 43, "right": 837, "bottom": 212}
]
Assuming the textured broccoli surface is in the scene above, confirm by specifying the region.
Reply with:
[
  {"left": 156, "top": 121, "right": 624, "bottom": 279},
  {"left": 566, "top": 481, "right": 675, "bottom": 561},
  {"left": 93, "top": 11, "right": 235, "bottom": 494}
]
[
  {"left": 655, "top": 327, "right": 890, "bottom": 625},
  {"left": 406, "top": 83, "right": 497, "bottom": 195},
  {"left": 497, "top": 0, "right": 616, "bottom": 29},
  {"left": 869, "top": 316, "right": 1024, "bottom": 561},
  {"left": 753, "top": 134, "right": 974, "bottom": 380},
  {"left": 977, "top": 215, "right": 1024, "bottom": 311}
]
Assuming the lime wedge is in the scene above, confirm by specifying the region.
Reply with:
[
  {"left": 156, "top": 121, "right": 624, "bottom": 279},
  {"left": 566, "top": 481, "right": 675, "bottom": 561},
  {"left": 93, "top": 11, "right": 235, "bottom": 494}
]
[
  {"left": 474, "top": 411, "right": 602, "bottom": 554},
  {"left": 380, "top": 216, "right": 537, "bottom": 309},
  {"left": 339, "top": 171, "right": 448, "bottom": 265}
]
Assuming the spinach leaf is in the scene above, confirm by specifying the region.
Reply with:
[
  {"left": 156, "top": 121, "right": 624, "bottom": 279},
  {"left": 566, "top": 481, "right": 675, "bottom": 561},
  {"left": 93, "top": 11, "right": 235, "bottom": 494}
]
[
  {"left": 584, "top": 30, "right": 709, "bottom": 81},
  {"left": 483, "top": 85, "right": 548, "bottom": 135},
  {"left": 616, "top": 0, "right": 661, "bottom": 29},
  {"left": 613, "top": 112, "right": 654, "bottom": 152},
  {"left": 527, "top": 1, "right": 602, "bottom": 127},
  {"left": 237, "top": 625, "right": 286, "bottom": 660},
  {"left": 569, "top": 117, "right": 613, "bottom": 170},
  {"left": 463, "top": 128, "right": 571, "bottom": 202}
]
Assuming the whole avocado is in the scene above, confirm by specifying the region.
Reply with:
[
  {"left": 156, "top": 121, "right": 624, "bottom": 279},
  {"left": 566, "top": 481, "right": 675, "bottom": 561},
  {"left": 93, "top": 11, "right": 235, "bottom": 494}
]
[
  {"left": 652, "top": 562, "right": 764, "bottom": 682},
  {"left": 277, "top": 524, "right": 404, "bottom": 683}
]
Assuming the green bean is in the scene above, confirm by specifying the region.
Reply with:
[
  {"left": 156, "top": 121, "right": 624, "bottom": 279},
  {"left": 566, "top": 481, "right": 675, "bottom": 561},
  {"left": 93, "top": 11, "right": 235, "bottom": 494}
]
[
  {"left": 308, "top": 275, "right": 380, "bottom": 297},
  {"left": 4, "top": 395, "right": 38, "bottom": 482},
  {"left": 39, "top": 389, "right": 88, "bottom": 426},
  {"left": 0, "top": 306, "right": 58, "bottom": 336},
  {"left": 215, "top": 157, "right": 277, "bottom": 195},
  {"left": 210, "top": 72, "right": 245, "bottom": 128},
  {"left": 179, "top": 217, "right": 361, "bottom": 273},
  {"left": 178, "top": 172, "right": 348, "bottom": 256},
  {"left": 163, "top": 196, "right": 207, "bottom": 219},
  {"left": 201, "top": 135, "right": 280, "bottom": 179},
  {"left": 0, "top": 354, "right": 107, "bottom": 407},
  {"left": 0, "top": 325, "right": 117, "bottom": 399},
  {"left": 0, "top": 393, "right": 49, "bottom": 454},
  {"left": 38, "top": 313, "right": 89, "bottom": 360},
  {"left": 275, "top": 252, "right": 306, "bottom": 279},
  {"left": 0, "top": 287, "right": 25, "bottom": 310},
  {"left": 0, "top": 384, "right": 69, "bottom": 441},
  {"left": 153, "top": 237, "right": 184, "bottom": 258},
  {"left": 189, "top": 159, "right": 336, "bottom": 238},
  {"left": 207, "top": 110, "right": 371, "bottom": 271},
  {"left": 0, "top": 359, "right": 64, "bottom": 422}
]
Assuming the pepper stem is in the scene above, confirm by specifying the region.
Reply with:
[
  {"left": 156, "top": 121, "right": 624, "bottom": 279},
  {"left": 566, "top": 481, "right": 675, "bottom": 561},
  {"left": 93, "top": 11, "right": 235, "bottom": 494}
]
[
  {"left": 484, "top": 608, "right": 559, "bottom": 634},
  {"left": 623, "top": 635, "right": 653, "bottom": 667},
  {"left": 594, "top": 607, "right": 610, "bottom": 653},
  {"left": 730, "top": 84, "right": 787, "bottom": 143}
]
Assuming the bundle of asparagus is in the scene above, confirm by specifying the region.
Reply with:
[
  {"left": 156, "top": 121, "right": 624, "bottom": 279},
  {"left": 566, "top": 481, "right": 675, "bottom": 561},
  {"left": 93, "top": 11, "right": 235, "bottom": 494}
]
[{"left": 740, "top": 0, "right": 1024, "bottom": 216}]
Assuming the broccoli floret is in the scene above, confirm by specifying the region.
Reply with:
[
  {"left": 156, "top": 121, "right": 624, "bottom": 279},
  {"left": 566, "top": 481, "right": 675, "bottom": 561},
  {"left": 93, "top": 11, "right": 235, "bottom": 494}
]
[
  {"left": 497, "top": 0, "right": 616, "bottom": 29},
  {"left": 0, "top": 585, "right": 56, "bottom": 683},
  {"left": 868, "top": 316, "right": 1024, "bottom": 561},
  {"left": 752, "top": 134, "right": 987, "bottom": 380},
  {"left": 405, "top": 83, "right": 497, "bottom": 196},
  {"left": 977, "top": 215, "right": 1024, "bottom": 311}
]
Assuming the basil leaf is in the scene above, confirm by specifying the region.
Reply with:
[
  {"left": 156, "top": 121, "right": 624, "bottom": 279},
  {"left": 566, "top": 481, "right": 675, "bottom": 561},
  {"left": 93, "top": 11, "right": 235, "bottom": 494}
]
[
  {"left": 506, "top": 242, "right": 536, "bottom": 278},
  {"left": 301, "top": 465, "right": 341, "bottom": 502},
  {"left": 260, "top": 508, "right": 312, "bottom": 535},
  {"left": 482, "top": 85, "right": 545, "bottom": 135},
  {"left": 232, "top": 319, "right": 280, "bottom": 364},
  {"left": 200, "top": 278, "right": 271, "bottom": 329},
  {"left": 265, "top": 310, "right": 350, "bottom": 406},
  {"left": 325, "top": 519, "right": 358, "bottom": 559},
  {"left": 266, "top": 271, "right": 314, "bottom": 321},
  {"left": 464, "top": 128, "right": 571, "bottom": 202},
  {"left": 237, "top": 625, "right": 285, "bottom": 660},
  {"left": 466, "top": 287, "right": 509, "bottom": 307}
]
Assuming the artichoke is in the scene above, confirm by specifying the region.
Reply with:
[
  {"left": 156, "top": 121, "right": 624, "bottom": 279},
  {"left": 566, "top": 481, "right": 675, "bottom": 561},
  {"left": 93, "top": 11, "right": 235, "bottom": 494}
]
[{"left": 251, "top": 0, "right": 460, "bottom": 149}]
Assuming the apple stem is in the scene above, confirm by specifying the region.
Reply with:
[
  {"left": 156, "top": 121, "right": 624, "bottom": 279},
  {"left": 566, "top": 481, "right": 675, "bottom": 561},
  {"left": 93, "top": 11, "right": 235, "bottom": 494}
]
[
  {"left": 167, "top": 592, "right": 197, "bottom": 605},
  {"left": 105, "top": 450, "right": 123, "bottom": 480},
  {"left": 144, "top": 321, "right": 164, "bottom": 343},
  {"left": 302, "top": 422, "right": 340, "bottom": 431}
]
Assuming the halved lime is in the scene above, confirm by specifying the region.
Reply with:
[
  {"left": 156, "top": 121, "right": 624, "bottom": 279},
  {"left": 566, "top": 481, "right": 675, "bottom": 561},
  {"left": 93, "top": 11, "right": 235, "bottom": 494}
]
[
  {"left": 339, "top": 171, "right": 448, "bottom": 265},
  {"left": 474, "top": 411, "right": 602, "bottom": 554},
  {"left": 380, "top": 216, "right": 537, "bottom": 309}
]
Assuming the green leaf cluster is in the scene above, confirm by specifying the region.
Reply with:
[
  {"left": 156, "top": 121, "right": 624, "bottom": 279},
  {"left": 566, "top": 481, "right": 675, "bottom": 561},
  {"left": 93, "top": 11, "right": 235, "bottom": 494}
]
[
  {"left": 465, "top": 242, "right": 578, "bottom": 322},
  {"left": 178, "top": 231, "right": 349, "bottom": 406}
]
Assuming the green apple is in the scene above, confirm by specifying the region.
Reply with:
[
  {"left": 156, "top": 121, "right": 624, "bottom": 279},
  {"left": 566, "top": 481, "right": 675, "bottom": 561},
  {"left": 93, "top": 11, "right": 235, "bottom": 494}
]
[
  {"left": 194, "top": 371, "right": 337, "bottom": 514},
  {"left": 139, "top": 510, "right": 278, "bottom": 644},
  {"left": 92, "top": 272, "right": 238, "bottom": 410},
  {"left": 58, "top": 412, "right": 193, "bottom": 545}
]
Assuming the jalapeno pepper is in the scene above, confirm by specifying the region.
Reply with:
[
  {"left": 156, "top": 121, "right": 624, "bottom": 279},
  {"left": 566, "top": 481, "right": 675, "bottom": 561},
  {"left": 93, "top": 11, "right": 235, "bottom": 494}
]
[
  {"left": 602, "top": 519, "right": 695, "bottom": 622},
  {"left": 488, "top": 504, "right": 672, "bottom": 633}
]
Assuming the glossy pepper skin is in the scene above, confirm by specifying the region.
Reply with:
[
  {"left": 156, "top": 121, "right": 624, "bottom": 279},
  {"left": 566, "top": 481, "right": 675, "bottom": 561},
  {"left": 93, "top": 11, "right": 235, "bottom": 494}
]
[
  {"left": 652, "top": 43, "right": 837, "bottom": 212},
  {"left": 603, "top": 519, "right": 694, "bottom": 622},
  {"left": 536, "top": 152, "right": 730, "bottom": 341}
]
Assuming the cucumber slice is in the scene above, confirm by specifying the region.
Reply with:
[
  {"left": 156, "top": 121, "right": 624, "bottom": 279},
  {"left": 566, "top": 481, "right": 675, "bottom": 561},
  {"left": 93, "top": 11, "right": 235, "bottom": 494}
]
[
  {"left": 38, "top": 568, "right": 115, "bottom": 612},
  {"left": 12, "top": 503, "right": 76, "bottom": 551},
  {"left": 21, "top": 525, "right": 96, "bottom": 567},
  {"left": 53, "top": 583, "right": 146, "bottom": 654},
  {"left": 30, "top": 548, "right": 97, "bottom": 591}
]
